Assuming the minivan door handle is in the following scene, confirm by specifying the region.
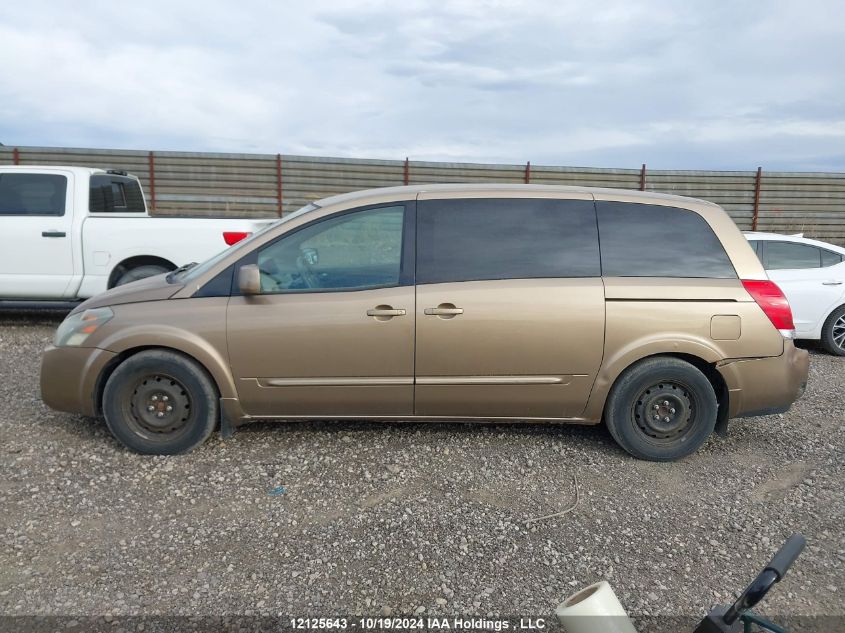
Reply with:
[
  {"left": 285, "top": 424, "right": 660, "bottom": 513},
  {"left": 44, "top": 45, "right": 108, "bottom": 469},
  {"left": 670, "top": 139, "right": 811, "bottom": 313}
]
[
  {"left": 42, "top": 231, "right": 66, "bottom": 238},
  {"left": 822, "top": 280, "right": 843, "bottom": 286},
  {"left": 424, "top": 303, "right": 464, "bottom": 318},
  {"left": 367, "top": 306, "right": 406, "bottom": 319}
]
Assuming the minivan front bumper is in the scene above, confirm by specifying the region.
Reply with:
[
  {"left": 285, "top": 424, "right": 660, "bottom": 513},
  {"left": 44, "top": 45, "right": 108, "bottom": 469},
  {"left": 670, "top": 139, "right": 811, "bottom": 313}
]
[
  {"left": 41, "top": 345, "right": 116, "bottom": 418},
  {"left": 718, "top": 339, "right": 809, "bottom": 419}
]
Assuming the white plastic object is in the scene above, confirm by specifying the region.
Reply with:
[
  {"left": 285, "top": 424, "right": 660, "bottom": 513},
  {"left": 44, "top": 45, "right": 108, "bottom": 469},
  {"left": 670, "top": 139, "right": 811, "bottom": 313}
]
[{"left": 555, "top": 581, "right": 638, "bottom": 633}]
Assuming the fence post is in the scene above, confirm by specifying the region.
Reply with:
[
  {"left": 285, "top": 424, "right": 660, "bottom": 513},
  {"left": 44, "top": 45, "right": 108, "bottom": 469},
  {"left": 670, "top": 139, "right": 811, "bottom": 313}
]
[
  {"left": 276, "top": 154, "right": 283, "bottom": 217},
  {"left": 639, "top": 163, "right": 646, "bottom": 191},
  {"left": 524, "top": 161, "right": 531, "bottom": 184},
  {"left": 147, "top": 151, "right": 157, "bottom": 212},
  {"left": 403, "top": 157, "right": 410, "bottom": 186},
  {"left": 12, "top": 147, "right": 20, "bottom": 165},
  {"left": 751, "top": 166, "right": 762, "bottom": 230}
]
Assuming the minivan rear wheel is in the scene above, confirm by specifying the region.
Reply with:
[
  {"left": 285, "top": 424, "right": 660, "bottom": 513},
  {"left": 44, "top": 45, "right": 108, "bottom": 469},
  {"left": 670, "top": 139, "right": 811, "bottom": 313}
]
[
  {"left": 103, "top": 350, "right": 218, "bottom": 454},
  {"left": 820, "top": 305, "right": 845, "bottom": 356},
  {"left": 604, "top": 357, "right": 717, "bottom": 461}
]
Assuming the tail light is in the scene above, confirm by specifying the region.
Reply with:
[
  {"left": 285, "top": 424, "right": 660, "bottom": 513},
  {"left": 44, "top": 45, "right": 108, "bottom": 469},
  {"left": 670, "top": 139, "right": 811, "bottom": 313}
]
[
  {"left": 223, "top": 231, "right": 251, "bottom": 245},
  {"left": 741, "top": 279, "right": 795, "bottom": 336}
]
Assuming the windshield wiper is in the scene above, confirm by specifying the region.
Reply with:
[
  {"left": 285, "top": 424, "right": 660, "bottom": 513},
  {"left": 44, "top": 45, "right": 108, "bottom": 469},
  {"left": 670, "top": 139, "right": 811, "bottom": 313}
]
[{"left": 166, "top": 262, "right": 198, "bottom": 283}]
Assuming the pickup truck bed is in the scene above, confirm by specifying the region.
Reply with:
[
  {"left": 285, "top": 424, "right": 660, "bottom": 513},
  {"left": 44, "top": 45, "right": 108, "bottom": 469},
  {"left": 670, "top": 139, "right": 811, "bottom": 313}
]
[{"left": 0, "top": 166, "right": 276, "bottom": 300}]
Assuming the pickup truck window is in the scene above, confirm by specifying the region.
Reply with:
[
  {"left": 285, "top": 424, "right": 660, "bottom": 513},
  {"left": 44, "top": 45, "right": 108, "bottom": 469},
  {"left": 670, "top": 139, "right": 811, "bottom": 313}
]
[
  {"left": 0, "top": 174, "right": 67, "bottom": 216},
  {"left": 89, "top": 175, "right": 145, "bottom": 213}
]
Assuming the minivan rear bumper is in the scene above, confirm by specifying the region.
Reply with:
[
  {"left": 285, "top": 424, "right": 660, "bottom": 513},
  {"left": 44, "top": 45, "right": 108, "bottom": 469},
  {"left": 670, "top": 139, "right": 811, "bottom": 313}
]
[{"left": 718, "top": 340, "right": 809, "bottom": 419}]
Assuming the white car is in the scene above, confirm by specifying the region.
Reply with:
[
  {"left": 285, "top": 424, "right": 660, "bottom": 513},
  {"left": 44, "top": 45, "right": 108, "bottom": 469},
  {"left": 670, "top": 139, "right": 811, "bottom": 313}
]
[
  {"left": 0, "top": 166, "right": 275, "bottom": 300},
  {"left": 745, "top": 231, "right": 845, "bottom": 355}
]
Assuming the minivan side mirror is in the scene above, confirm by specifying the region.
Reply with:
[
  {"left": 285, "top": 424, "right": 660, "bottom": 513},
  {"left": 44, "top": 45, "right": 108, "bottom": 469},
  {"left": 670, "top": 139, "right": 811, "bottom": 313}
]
[{"left": 238, "top": 264, "right": 261, "bottom": 295}]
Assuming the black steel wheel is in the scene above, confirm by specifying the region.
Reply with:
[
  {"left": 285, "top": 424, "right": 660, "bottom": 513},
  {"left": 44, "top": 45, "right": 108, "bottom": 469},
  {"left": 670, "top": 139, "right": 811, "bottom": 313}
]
[
  {"left": 605, "top": 357, "right": 718, "bottom": 461},
  {"left": 128, "top": 373, "right": 193, "bottom": 436},
  {"left": 103, "top": 350, "right": 218, "bottom": 454},
  {"left": 633, "top": 381, "right": 695, "bottom": 443}
]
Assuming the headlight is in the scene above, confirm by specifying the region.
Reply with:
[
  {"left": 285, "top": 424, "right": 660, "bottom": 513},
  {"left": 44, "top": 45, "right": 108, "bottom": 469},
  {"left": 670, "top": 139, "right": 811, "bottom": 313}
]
[{"left": 54, "top": 307, "right": 114, "bottom": 347}]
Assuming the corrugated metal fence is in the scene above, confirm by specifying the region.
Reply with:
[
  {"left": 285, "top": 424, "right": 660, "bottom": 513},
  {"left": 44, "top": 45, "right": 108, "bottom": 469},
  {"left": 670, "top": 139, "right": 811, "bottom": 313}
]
[{"left": 2, "top": 145, "right": 844, "bottom": 245}]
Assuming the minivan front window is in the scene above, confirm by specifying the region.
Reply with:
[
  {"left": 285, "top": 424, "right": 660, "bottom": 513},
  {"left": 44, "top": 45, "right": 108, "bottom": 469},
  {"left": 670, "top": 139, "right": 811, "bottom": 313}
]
[
  {"left": 172, "top": 203, "right": 319, "bottom": 284},
  {"left": 256, "top": 205, "right": 404, "bottom": 292}
]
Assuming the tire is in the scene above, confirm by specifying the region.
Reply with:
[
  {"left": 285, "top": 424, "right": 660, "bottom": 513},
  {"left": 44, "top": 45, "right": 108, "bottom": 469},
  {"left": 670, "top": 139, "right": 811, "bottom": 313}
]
[
  {"left": 103, "top": 350, "right": 218, "bottom": 454},
  {"left": 604, "top": 357, "right": 718, "bottom": 462},
  {"left": 114, "top": 264, "right": 170, "bottom": 287},
  {"left": 820, "top": 305, "right": 845, "bottom": 356}
]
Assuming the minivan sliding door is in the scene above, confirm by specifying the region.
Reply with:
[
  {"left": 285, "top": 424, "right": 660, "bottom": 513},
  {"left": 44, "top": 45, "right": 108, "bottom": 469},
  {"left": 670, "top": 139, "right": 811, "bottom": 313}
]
[{"left": 413, "top": 196, "right": 605, "bottom": 419}]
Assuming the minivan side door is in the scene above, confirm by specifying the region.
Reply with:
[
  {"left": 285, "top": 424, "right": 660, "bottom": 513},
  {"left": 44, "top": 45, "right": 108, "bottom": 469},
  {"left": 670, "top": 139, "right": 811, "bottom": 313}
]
[
  {"left": 414, "top": 195, "right": 605, "bottom": 419},
  {"left": 0, "top": 170, "right": 76, "bottom": 298},
  {"left": 226, "top": 203, "right": 415, "bottom": 417}
]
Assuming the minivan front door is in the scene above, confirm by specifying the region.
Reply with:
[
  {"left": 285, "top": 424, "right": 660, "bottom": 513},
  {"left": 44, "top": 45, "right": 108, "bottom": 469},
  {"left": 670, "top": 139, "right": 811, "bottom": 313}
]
[
  {"left": 227, "top": 204, "right": 415, "bottom": 417},
  {"left": 413, "top": 196, "right": 605, "bottom": 419}
]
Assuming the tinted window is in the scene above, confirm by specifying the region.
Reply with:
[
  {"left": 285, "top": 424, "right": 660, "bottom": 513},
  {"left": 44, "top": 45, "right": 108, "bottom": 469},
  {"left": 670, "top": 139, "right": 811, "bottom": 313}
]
[
  {"left": 257, "top": 206, "right": 404, "bottom": 293},
  {"left": 747, "top": 240, "right": 761, "bottom": 257},
  {"left": 416, "top": 198, "right": 600, "bottom": 284},
  {"left": 0, "top": 174, "right": 67, "bottom": 216},
  {"left": 597, "top": 202, "right": 736, "bottom": 278},
  {"left": 111, "top": 182, "right": 127, "bottom": 207},
  {"left": 821, "top": 249, "right": 843, "bottom": 267},
  {"left": 766, "top": 242, "right": 821, "bottom": 269},
  {"left": 89, "top": 175, "right": 145, "bottom": 213}
]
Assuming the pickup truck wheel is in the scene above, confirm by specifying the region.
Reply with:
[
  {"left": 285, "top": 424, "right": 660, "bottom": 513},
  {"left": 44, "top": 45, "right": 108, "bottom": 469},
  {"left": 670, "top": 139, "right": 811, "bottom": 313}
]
[
  {"left": 604, "top": 357, "right": 717, "bottom": 462},
  {"left": 820, "top": 305, "right": 845, "bottom": 356},
  {"left": 103, "top": 350, "right": 218, "bottom": 455},
  {"left": 114, "top": 264, "right": 171, "bottom": 287}
]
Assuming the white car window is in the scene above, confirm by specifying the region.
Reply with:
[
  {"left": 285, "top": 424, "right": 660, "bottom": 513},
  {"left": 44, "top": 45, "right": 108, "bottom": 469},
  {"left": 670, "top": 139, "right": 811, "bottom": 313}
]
[
  {"left": 821, "top": 249, "right": 843, "bottom": 267},
  {"left": 766, "top": 242, "right": 821, "bottom": 270}
]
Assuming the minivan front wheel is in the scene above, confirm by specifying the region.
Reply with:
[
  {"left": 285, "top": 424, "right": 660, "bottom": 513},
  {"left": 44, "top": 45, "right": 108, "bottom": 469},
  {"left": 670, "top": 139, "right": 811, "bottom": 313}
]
[
  {"left": 103, "top": 350, "right": 218, "bottom": 454},
  {"left": 604, "top": 357, "right": 717, "bottom": 461}
]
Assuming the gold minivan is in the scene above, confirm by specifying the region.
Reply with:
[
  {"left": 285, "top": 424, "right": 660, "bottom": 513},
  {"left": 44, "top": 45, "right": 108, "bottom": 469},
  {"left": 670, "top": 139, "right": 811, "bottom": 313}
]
[{"left": 41, "top": 185, "right": 809, "bottom": 461}]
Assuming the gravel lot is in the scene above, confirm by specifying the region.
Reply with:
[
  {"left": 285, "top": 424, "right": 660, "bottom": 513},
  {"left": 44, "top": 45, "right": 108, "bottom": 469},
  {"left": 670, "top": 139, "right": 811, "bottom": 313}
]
[{"left": 1, "top": 309, "right": 843, "bottom": 631}]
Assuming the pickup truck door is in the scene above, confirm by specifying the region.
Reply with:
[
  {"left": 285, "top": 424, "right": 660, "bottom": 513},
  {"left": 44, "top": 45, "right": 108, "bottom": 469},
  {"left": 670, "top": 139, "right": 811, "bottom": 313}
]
[{"left": 0, "top": 170, "right": 76, "bottom": 299}]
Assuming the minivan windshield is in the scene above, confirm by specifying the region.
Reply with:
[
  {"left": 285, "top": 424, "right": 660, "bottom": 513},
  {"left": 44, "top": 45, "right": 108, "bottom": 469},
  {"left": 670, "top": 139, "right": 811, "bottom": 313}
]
[{"left": 171, "top": 203, "right": 320, "bottom": 284}]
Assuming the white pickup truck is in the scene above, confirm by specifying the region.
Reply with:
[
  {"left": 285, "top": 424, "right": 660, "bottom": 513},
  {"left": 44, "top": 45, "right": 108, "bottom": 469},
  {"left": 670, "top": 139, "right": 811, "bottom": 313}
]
[{"left": 0, "top": 166, "right": 275, "bottom": 300}]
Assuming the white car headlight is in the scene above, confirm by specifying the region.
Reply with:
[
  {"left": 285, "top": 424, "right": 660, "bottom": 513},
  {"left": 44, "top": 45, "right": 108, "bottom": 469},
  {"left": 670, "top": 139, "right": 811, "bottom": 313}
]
[{"left": 54, "top": 307, "right": 114, "bottom": 347}]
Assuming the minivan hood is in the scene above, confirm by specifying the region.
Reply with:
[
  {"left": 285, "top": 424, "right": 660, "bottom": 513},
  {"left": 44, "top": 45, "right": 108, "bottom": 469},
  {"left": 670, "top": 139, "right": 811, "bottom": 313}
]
[{"left": 71, "top": 273, "right": 184, "bottom": 314}]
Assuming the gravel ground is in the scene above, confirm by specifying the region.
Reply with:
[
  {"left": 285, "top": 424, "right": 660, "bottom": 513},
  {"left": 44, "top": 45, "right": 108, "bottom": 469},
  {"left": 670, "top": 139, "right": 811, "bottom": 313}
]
[{"left": 0, "top": 310, "right": 843, "bottom": 631}]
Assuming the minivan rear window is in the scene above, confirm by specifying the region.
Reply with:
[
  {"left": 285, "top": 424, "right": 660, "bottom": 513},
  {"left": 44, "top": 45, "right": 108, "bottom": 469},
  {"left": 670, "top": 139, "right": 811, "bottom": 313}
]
[
  {"left": 417, "top": 198, "right": 600, "bottom": 284},
  {"left": 597, "top": 202, "right": 737, "bottom": 278}
]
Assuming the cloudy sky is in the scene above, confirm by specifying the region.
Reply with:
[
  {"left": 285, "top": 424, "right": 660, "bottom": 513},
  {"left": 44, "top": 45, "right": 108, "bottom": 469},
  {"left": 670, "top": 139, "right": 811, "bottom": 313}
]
[{"left": 0, "top": 1, "right": 843, "bottom": 170}]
